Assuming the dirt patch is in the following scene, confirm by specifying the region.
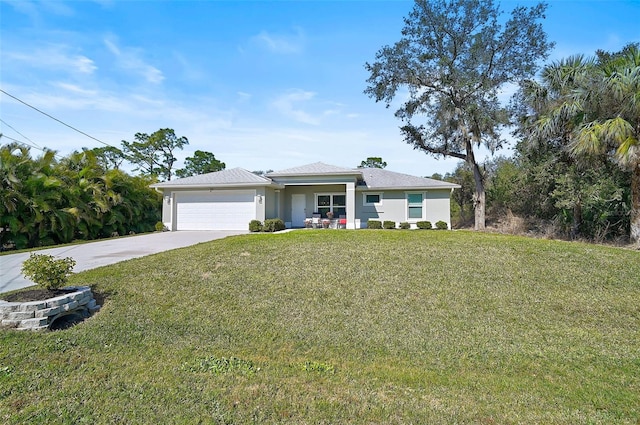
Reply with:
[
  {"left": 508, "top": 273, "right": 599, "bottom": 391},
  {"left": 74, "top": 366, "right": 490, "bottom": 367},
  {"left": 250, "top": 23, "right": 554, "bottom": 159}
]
[{"left": 2, "top": 288, "right": 75, "bottom": 303}]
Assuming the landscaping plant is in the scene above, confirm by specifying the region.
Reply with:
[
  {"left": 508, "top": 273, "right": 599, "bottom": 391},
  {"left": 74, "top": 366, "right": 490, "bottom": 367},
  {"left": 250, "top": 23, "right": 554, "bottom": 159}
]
[{"left": 20, "top": 253, "right": 76, "bottom": 290}]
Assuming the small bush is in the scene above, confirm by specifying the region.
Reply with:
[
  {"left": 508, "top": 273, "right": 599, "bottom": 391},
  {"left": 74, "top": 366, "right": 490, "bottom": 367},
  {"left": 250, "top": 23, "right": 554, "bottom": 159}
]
[
  {"left": 383, "top": 220, "right": 396, "bottom": 229},
  {"left": 263, "top": 218, "right": 285, "bottom": 232},
  {"left": 435, "top": 220, "right": 448, "bottom": 230},
  {"left": 21, "top": 253, "right": 76, "bottom": 290},
  {"left": 416, "top": 221, "right": 432, "bottom": 230},
  {"left": 367, "top": 220, "right": 382, "bottom": 229},
  {"left": 399, "top": 222, "right": 410, "bottom": 229},
  {"left": 154, "top": 221, "right": 167, "bottom": 232},
  {"left": 249, "top": 220, "right": 263, "bottom": 232}
]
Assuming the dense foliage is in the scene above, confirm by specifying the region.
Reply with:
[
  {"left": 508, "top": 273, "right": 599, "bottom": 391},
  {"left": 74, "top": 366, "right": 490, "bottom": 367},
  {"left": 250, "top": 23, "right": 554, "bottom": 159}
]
[
  {"left": 441, "top": 44, "right": 638, "bottom": 243},
  {"left": 0, "top": 143, "right": 161, "bottom": 249}
]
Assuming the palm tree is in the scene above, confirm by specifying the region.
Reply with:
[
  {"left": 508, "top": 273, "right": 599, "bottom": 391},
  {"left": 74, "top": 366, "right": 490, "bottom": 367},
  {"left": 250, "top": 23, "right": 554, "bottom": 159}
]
[{"left": 525, "top": 45, "right": 640, "bottom": 243}]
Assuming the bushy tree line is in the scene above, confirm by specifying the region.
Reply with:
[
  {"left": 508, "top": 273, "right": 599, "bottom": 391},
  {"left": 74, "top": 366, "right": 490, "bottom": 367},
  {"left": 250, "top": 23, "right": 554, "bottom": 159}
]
[
  {"left": 0, "top": 143, "right": 162, "bottom": 249},
  {"left": 444, "top": 43, "right": 638, "bottom": 243},
  {"left": 444, "top": 154, "right": 630, "bottom": 242}
]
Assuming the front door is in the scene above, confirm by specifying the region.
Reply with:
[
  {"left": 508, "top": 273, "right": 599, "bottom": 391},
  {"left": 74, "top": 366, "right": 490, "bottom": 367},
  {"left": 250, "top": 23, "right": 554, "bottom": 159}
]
[{"left": 291, "top": 194, "right": 306, "bottom": 228}]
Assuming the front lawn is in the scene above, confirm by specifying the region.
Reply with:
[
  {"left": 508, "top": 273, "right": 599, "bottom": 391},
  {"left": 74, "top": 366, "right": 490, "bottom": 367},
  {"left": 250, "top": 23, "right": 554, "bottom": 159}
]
[{"left": 1, "top": 230, "right": 639, "bottom": 423}]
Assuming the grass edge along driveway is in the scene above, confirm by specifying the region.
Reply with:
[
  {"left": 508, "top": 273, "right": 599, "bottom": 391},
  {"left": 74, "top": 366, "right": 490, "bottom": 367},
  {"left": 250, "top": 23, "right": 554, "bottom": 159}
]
[{"left": 1, "top": 230, "right": 639, "bottom": 424}]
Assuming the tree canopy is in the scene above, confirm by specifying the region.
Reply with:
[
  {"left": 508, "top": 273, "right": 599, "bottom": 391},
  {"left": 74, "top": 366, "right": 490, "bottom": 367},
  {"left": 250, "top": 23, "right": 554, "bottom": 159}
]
[
  {"left": 365, "top": 0, "right": 553, "bottom": 230},
  {"left": 175, "top": 150, "right": 225, "bottom": 178},
  {"left": 121, "top": 128, "right": 188, "bottom": 181},
  {"left": 358, "top": 157, "right": 387, "bottom": 169}
]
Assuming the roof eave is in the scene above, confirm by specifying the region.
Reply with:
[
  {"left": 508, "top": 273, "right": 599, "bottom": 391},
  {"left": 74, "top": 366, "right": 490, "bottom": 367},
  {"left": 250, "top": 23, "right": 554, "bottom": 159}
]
[
  {"left": 266, "top": 171, "right": 362, "bottom": 178},
  {"left": 150, "top": 182, "right": 284, "bottom": 190},
  {"left": 356, "top": 185, "right": 460, "bottom": 191}
]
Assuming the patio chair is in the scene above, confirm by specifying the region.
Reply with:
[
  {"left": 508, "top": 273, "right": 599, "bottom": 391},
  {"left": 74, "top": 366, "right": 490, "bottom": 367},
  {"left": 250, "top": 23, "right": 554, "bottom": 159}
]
[
  {"left": 338, "top": 215, "right": 347, "bottom": 229},
  {"left": 311, "top": 213, "right": 322, "bottom": 229}
]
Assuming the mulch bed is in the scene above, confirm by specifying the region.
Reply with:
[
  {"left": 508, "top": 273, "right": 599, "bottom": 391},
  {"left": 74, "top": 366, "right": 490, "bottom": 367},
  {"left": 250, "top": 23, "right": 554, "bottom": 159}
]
[{"left": 2, "top": 289, "right": 75, "bottom": 303}]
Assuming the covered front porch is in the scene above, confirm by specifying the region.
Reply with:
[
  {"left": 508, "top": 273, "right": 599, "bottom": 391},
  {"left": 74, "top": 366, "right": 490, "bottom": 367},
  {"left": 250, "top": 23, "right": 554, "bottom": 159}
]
[{"left": 272, "top": 182, "right": 357, "bottom": 229}]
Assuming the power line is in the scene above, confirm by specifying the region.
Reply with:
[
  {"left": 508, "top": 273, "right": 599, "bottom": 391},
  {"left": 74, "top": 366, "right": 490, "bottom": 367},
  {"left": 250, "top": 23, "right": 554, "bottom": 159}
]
[
  {"left": 0, "top": 117, "right": 43, "bottom": 150},
  {"left": 0, "top": 88, "right": 118, "bottom": 149},
  {"left": 0, "top": 133, "right": 61, "bottom": 158}
]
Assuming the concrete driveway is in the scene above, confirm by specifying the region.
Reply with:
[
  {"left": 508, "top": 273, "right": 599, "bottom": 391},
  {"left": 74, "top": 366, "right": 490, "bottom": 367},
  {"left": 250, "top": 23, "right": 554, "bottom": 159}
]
[{"left": 0, "top": 231, "right": 246, "bottom": 294}]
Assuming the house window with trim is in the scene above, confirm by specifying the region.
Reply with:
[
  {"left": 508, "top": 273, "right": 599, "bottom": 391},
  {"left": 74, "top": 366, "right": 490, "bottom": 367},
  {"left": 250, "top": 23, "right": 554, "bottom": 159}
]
[
  {"left": 363, "top": 192, "right": 382, "bottom": 206},
  {"left": 316, "top": 193, "right": 346, "bottom": 218},
  {"left": 407, "top": 193, "right": 423, "bottom": 219}
]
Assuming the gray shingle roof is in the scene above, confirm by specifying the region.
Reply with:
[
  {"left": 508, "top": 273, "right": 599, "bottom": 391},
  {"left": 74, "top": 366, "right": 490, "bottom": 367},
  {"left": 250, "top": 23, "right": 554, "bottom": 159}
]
[
  {"left": 150, "top": 167, "right": 273, "bottom": 188},
  {"left": 358, "top": 167, "right": 460, "bottom": 190},
  {"left": 267, "top": 162, "right": 361, "bottom": 177}
]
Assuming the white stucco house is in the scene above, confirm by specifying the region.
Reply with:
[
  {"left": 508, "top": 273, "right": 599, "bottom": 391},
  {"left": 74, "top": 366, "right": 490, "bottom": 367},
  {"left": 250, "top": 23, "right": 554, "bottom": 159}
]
[{"left": 150, "top": 162, "right": 460, "bottom": 231}]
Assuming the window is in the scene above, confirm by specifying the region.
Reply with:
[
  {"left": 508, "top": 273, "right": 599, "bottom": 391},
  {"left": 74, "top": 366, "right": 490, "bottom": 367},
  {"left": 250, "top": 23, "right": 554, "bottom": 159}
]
[
  {"left": 363, "top": 192, "right": 382, "bottom": 206},
  {"left": 315, "top": 193, "right": 346, "bottom": 218},
  {"left": 407, "top": 193, "right": 423, "bottom": 219}
]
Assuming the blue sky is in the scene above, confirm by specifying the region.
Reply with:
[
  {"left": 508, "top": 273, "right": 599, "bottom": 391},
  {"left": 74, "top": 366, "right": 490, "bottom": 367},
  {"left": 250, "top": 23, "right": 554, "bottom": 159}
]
[{"left": 1, "top": 0, "right": 639, "bottom": 178}]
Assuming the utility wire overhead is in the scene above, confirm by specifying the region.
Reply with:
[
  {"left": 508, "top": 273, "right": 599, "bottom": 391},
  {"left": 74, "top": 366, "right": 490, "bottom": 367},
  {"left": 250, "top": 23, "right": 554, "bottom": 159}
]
[
  {"left": 0, "top": 117, "right": 43, "bottom": 150},
  {"left": 0, "top": 88, "right": 119, "bottom": 150},
  {"left": 0, "top": 133, "right": 62, "bottom": 158}
]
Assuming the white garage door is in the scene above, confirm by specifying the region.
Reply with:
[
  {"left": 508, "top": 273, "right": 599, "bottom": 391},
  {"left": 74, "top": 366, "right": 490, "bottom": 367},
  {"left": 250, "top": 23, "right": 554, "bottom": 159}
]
[{"left": 176, "top": 190, "right": 256, "bottom": 230}]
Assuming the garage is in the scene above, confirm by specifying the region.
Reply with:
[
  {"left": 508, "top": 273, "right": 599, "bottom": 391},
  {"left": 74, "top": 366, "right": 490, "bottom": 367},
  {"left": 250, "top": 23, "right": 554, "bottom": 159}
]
[{"left": 175, "top": 190, "right": 256, "bottom": 230}]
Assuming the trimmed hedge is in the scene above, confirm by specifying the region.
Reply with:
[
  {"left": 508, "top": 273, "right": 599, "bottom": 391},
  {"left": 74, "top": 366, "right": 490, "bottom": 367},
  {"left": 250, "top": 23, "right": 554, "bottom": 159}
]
[
  {"left": 367, "top": 220, "right": 382, "bottom": 229},
  {"left": 249, "top": 219, "right": 285, "bottom": 232},
  {"left": 416, "top": 221, "right": 432, "bottom": 230},
  {"left": 249, "top": 220, "right": 263, "bottom": 232},
  {"left": 383, "top": 220, "right": 396, "bottom": 229},
  {"left": 435, "top": 220, "right": 448, "bottom": 230},
  {"left": 399, "top": 222, "right": 410, "bottom": 229},
  {"left": 263, "top": 218, "right": 286, "bottom": 232}
]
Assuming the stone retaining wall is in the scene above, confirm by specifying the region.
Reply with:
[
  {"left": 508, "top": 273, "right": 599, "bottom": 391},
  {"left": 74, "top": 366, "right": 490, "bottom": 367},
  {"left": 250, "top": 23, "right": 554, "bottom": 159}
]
[{"left": 0, "top": 286, "right": 101, "bottom": 331}]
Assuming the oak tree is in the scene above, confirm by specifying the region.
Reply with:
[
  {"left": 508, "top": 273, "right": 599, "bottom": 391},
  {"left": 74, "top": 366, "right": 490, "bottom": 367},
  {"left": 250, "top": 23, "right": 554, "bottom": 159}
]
[{"left": 365, "top": 0, "right": 553, "bottom": 229}]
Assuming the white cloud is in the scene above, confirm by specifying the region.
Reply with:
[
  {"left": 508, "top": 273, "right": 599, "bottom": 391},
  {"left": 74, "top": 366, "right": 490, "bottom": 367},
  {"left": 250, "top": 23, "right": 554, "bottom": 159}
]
[
  {"left": 104, "top": 36, "right": 164, "bottom": 84},
  {"left": 237, "top": 91, "right": 252, "bottom": 102},
  {"left": 52, "top": 82, "right": 98, "bottom": 96},
  {"left": 5, "top": 45, "right": 97, "bottom": 75},
  {"left": 4, "top": 0, "right": 74, "bottom": 20},
  {"left": 271, "top": 89, "right": 320, "bottom": 125},
  {"left": 251, "top": 27, "right": 305, "bottom": 54}
]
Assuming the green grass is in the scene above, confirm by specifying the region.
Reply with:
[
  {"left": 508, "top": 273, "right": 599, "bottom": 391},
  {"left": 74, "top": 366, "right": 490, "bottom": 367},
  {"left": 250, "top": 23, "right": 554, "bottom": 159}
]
[{"left": 1, "top": 230, "right": 639, "bottom": 424}]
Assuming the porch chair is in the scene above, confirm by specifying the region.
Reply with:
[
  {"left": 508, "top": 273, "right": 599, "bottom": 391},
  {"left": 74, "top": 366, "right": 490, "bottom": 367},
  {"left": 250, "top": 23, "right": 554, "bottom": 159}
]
[
  {"left": 311, "top": 213, "right": 322, "bottom": 229},
  {"left": 338, "top": 215, "right": 347, "bottom": 229}
]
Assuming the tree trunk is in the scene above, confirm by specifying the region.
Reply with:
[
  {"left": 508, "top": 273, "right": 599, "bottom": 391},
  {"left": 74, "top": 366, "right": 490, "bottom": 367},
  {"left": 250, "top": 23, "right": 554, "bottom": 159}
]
[
  {"left": 472, "top": 161, "right": 486, "bottom": 230},
  {"left": 465, "top": 138, "right": 486, "bottom": 231},
  {"left": 631, "top": 164, "right": 640, "bottom": 244}
]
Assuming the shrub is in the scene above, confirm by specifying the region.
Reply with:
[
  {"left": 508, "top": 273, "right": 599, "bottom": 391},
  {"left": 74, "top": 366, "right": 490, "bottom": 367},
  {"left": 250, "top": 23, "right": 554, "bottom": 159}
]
[
  {"left": 416, "top": 221, "right": 432, "bottom": 230},
  {"left": 249, "top": 220, "right": 263, "bottom": 232},
  {"left": 21, "top": 253, "right": 76, "bottom": 290},
  {"left": 399, "top": 222, "right": 411, "bottom": 229},
  {"left": 155, "top": 221, "right": 167, "bottom": 232},
  {"left": 435, "top": 220, "right": 448, "bottom": 230},
  {"left": 367, "top": 220, "right": 382, "bottom": 229},
  {"left": 262, "top": 218, "right": 285, "bottom": 232},
  {"left": 383, "top": 220, "right": 396, "bottom": 229}
]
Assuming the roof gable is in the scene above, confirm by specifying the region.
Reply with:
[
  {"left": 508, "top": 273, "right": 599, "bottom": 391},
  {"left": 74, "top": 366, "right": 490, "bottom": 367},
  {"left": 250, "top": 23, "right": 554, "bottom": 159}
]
[
  {"left": 359, "top": 167, "right": 460, "bottom": 190},
  {"left": 267, "top": 162, "right": 361, "bottom": 177},
  {"left": 151, "top": 167, "right": 272, "bottom": 188}
]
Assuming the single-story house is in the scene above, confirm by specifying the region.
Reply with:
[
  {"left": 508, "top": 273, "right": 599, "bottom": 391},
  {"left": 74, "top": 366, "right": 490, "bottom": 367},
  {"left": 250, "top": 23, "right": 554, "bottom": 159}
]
[{"left": 150, "top": 162, "right": 460, "bottom": 230}]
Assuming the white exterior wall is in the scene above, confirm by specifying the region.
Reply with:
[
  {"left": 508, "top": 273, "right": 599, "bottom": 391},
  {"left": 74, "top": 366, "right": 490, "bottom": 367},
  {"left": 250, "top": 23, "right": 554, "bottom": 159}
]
[
  {"left": 425, "top": 189, "right": 453, "bottom": 229},
  {"left": 355, "top": 189, "right": 453, "bottom": 228}
]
